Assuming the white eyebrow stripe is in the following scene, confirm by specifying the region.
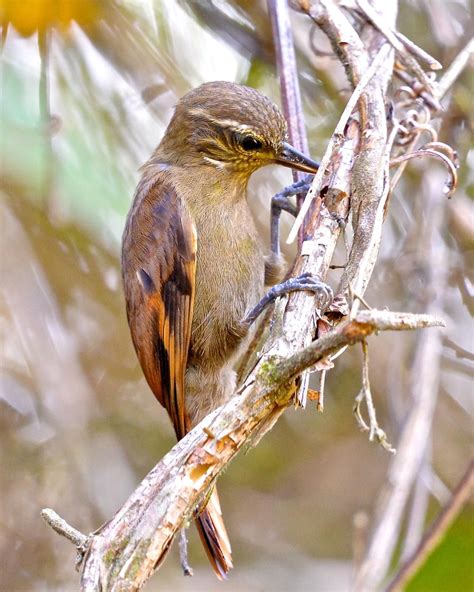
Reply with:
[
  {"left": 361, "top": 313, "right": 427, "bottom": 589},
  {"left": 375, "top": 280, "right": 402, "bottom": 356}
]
[
  {"left": 202, "top": 156, "right": 229, "bottom": 170},
  {"left": 187, "top": 109, "right": 254, "bottom": 133},
  {"left": 215, "top": 120, "right": 252, "bottom": 131}
]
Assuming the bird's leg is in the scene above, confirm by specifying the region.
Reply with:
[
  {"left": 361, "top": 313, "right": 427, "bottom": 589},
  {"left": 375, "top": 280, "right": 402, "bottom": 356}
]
[
  {"left": 254, "top": 175, "right": 331, "bottom": 326},
  {"left": 242, "top": 272, "right": 333, "bottom": 326},
  {"left": 270, "top": 174, "right": 314, "bottom": 257},
  {"left": 266, "top": 174, "right": 314, "bottom": 285}
]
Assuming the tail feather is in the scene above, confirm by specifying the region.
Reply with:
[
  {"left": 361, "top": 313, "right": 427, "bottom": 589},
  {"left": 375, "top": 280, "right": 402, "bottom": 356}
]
[{"left": 195, "top": 488, "right": 233, "bottom": 579}]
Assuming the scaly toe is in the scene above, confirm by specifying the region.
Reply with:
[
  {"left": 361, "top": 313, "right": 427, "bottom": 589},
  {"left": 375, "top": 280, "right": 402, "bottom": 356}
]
[{"left": 292, "top": 274, "right": 333, "bottom": 310}]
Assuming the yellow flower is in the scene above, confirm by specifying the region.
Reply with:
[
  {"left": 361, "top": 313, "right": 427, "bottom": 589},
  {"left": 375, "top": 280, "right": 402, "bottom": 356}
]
[{"left": 0, "top": 0, "right": 102, "bottom": 37}]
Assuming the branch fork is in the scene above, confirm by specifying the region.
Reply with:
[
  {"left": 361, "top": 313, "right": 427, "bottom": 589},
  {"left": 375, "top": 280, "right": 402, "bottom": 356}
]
[{"left": 42, "top": 309, "right": 444, "bottom": 590}]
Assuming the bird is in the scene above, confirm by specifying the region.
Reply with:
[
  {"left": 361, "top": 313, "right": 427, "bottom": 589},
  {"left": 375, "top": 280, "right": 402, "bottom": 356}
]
[{"left": 121, "top": 81, "right": 325, "bottom": 579}]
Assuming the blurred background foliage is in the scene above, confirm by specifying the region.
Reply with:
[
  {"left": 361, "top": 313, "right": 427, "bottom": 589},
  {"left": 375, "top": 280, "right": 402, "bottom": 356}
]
[{"left": 0, "top": 1, "right": 472, "bottom": 591}]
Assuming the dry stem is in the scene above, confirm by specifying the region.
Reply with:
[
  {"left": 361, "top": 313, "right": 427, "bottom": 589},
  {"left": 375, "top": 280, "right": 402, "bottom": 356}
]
[
  {"left": 43, "top": 311, "right": 443, "bottom": 592},
  {"left": 386, "top": 461, "right": 474, "bottom": 591}
]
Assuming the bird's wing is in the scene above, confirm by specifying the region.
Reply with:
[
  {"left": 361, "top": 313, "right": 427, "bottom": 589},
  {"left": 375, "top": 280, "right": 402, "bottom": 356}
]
[{"left": 123, "top": 177, "right": 196, "bottom": 439}]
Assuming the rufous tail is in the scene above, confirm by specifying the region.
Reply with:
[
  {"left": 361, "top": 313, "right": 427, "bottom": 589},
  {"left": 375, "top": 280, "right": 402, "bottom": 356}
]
[{"left": 195, "top": 487, "right": 233, "bottom": 579}]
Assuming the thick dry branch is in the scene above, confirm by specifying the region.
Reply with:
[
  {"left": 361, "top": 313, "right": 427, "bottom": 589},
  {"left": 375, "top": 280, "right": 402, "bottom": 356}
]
[
  {"left": 43, "top": 310, "right": 442, "bottom": 591},
  {"left": 337, "top": 2, "right": 396, "bottom": 303},
  {"left": 287, "top": 41, "right": 391, "bottom": 243},
  {"left": 292, "top": 0, "right": 396, "bottom": 312}
]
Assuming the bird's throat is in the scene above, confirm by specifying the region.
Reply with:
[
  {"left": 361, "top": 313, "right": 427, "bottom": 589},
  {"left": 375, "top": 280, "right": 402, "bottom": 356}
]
[{"left": 170, "top": 164, "right": 251, "bottom": 210}]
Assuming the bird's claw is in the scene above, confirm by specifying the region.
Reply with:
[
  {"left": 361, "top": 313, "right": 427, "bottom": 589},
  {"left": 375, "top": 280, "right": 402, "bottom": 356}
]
[
  {"left": 271, "top": 193, "right": 298, "bottom": 217},
  {"left": 243, "top": 272, "right": 332, "bottom": 326},
  {"left": 271, "top": 174, "right": 314, "bottom": 204},
  {"left": 289, "top": 272, "right": 333, "bottom": 311}
]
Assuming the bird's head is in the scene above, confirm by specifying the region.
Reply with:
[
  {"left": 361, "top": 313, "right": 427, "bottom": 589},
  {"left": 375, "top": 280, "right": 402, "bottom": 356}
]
[{"left": 156, "top": 81, "right": 318, "bottom": 177}]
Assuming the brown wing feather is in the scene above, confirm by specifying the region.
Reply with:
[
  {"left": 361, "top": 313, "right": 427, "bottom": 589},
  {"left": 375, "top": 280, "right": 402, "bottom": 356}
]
[
  {"left": 122, "top": 173, "right": 196, "bottom": 439},
  {"left": 123, "top": 172, "right": 232, "bottom": 579}
]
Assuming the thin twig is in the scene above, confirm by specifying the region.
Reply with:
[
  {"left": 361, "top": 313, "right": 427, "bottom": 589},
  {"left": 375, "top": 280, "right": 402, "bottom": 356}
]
[
  {"left": 179, "top": 528, "right": 194, "bottom": 577},
  {"left": 267, "top": 0, "right": 309, "bottom": 215},
  {"left": 317, "top": 369, "right": 326, "bottom": 411},
  {"left": 388, "top": 122, "right": 419, "bottom": 197},
  {"left": 394, "top": 31, "right": 442, "bottom": 71},
  {"left": 348, "top": 283, "right": 373, "bottom": 318},
  {"left": 386, "top": 461, "right": 474, "bottom": 591},
  {"left": 355, "top": 0, "right": 439, "bottom": 96},
  {"left": 353, "top": 340, "right": 396, "bottom": 453},
  {"left": 390, "top": 148, "right": 458, "bottom": 197},
  {"left": 393, "top": 68, "right": 441, "bottom": 111},
  {"left": 443, "top": 337, "right": 474, "bottom": 362},
  {"left": 268, "top": 0, "right": 309, "bottom": 156},
  {"left": 436, "top": 38, "right": 474, "bottom": 100},
  {"left": 41, "top": 509, "right": 89, "bottom": 549}
]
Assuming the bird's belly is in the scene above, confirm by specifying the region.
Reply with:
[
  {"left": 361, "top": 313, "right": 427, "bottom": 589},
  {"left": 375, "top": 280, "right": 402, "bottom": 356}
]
[{"left": 189, "top": 233, "right": 264, "bottom": 369}]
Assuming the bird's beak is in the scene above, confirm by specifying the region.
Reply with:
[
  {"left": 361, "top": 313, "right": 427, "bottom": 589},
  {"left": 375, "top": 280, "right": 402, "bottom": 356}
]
[{"left": 275, "top": 142, "right": 319, "bottom": 173}]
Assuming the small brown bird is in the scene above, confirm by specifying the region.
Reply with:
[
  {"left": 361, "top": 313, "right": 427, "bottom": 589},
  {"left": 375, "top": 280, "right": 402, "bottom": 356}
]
[{"left": 122, "top": 81, "right": 324, "bottom": 578}]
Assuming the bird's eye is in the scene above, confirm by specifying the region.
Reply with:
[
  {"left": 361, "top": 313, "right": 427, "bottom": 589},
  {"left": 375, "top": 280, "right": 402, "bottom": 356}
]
[{"left": 239, "top": 135, "right": 263, "bottom": 151}]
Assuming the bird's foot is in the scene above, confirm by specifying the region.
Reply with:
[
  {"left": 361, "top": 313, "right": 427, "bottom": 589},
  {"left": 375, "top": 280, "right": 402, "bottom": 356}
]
[
  {"left": 270, "top": 174, "right": 315, "bottom": 255},
  {"left": 243, "top": 272, "right": 333, "bottom": 325},
  {"left": 272, "top": 173, "right": 314, "bottom": 205}
]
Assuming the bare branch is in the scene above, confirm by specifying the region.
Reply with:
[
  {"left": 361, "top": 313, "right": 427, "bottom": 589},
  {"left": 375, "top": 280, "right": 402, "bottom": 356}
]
[
  {"left": 443, "top": 337, "right": 474, "bottom": 362},
  {"left": 355, "top": 0, "right": 439, "bottom": 94},
  {"left": 353, "top": 340, "right": 396, "bottom": 453},
  {"left": 394, "top": 31, "right": 442, "bottom": 71},
  {"left": 393, "top": 68, "right": 442, "bottom": 112},
  {"left": 287, "top": 41, "right": 392, "bottom": 243},
  {"left": 353, "top": 168, "right": 450, "bottom": 591},
  {"left": 42, "top": 310, "right": 442, "bottom": 591},
  {"left": 390, "top": 147, "right": 458, "bottom": 197},
  {"left": 437, "top": 38, "right": 474, "bottom": 99},
  {"left": 41, "top": 509, "right": 89, "bottom": 550},
  {"left": 268, "top": 0, "right": 309, "bottom": 156},
  {"left": 276, "top": 310, "right": 444, "bottom": 381},
  {"left": 386, "top": 461, "right": 474, "bottom": 591}
]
